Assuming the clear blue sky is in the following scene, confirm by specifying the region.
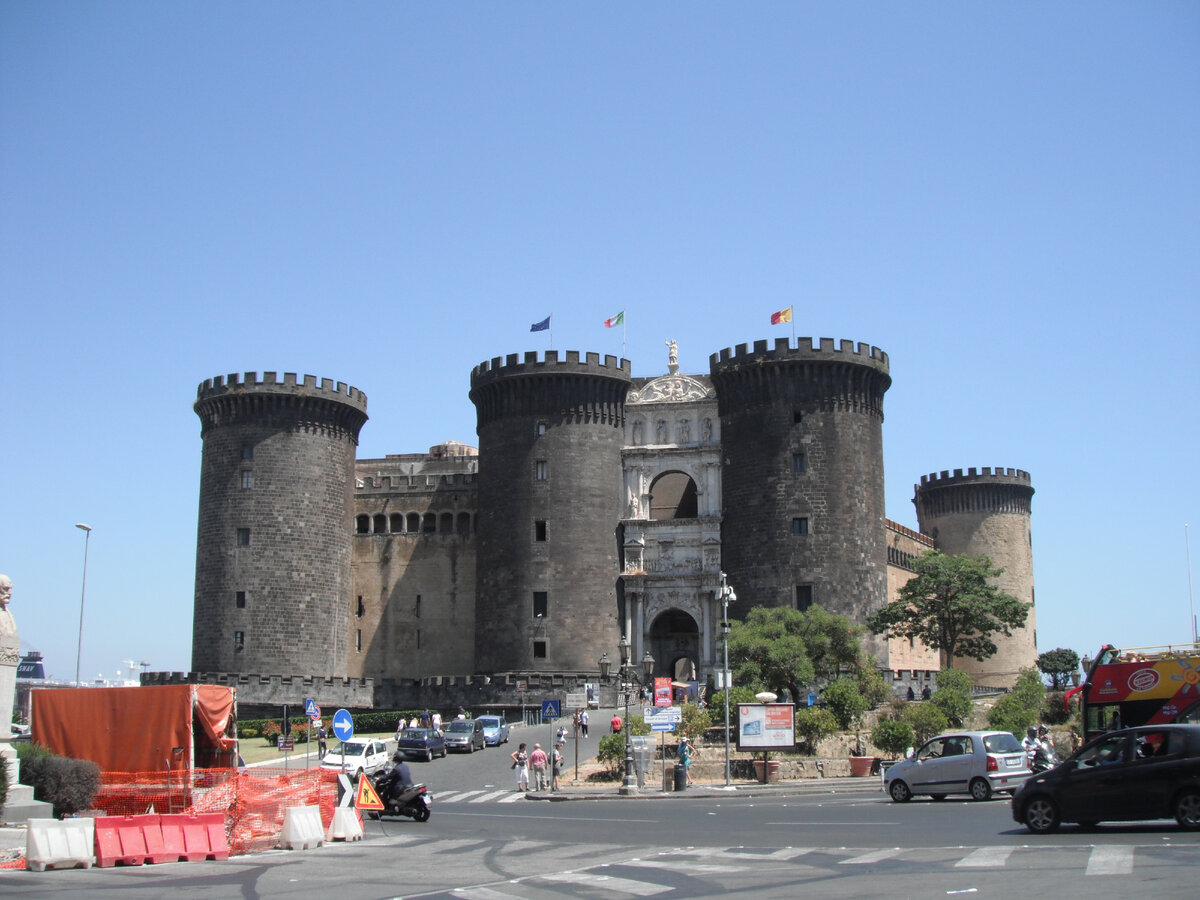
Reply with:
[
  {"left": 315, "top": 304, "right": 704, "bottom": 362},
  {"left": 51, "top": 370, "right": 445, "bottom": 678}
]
[{"left": 2, "top": 3, "right": 1197, "bottom": 683}]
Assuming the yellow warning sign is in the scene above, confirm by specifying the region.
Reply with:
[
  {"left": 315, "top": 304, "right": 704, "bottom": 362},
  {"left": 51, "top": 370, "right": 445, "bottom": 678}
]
[{"left": 355, "top": 776, "right": 385, "bottom": 811}]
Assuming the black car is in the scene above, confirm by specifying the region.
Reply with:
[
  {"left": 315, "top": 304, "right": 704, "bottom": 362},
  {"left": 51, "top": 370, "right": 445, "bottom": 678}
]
[{"left": 1012, "top": 724, "right": 1200, "bottom": 833}]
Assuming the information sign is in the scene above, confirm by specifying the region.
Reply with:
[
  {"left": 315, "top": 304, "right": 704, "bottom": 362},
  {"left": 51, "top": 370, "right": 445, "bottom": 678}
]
[
  {"left": 541, "top": 699, "right": 561, "bottom": 719},
  {"left": 649, "top": 722, "right": 676, "bottom": 732},
  {"left": 305, "top": 698, "right": 321, "bottom": 720},
  {"left": 643, "top": 706, "right": 682, "bottom": 724}
]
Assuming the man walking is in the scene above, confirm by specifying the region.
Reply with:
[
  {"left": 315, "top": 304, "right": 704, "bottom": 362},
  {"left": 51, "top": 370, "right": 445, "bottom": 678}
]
[{"left": 580, "top": 710, "right": 589, "bottom": 737}]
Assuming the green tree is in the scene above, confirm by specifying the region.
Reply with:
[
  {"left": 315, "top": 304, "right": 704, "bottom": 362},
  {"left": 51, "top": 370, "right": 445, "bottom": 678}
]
[
  {"left": 1037, "top": 647, "right": 1081, "bottom": 690},
  {"left": 727, "top": 606, "right": 816, "bottom": 701},
  {"left": 856, "top": 659, "right": 892, "bottom": 708},
  {"left": 902, "top": 703, "right": 948, "bottom": 744},
  {"left": 867, "top": 551, "right": 1029, "bottom": 668},
  {"left": 986, "top": 667, "right": 1045, "bottom": 737},
  {"left": 794, "top": 706, "right": 838, "bottom": 754},
  {"left": 931, "top": 668, "right": 973, "bottom": 727},
  {"left": 821, "top": 679, "right": 868, "bottom": 731},
  {"left": 871, "top": 720, "right": 915, "bottom": 758},
  {"left": 796, "top": 604, "right": 862, "bottom": 682},
  {"left": 679, "top": 703, "right": 712, "bottom": 742},
  {"left": 709, "top": 686, "right": 757, "bottom": 733}
]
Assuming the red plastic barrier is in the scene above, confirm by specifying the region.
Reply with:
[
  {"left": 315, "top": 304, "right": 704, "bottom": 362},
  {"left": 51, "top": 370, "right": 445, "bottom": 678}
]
[
  {"left": 160, "top": 813, "right": 230, "bottom": 861},
  {"left": 94, "top": 815, "right": 149, "bottom": 867}
]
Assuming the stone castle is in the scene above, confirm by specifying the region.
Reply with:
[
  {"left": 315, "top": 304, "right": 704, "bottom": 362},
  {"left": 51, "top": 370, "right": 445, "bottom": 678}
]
[{"left": 180, "top": 337, "right": 1037, "bottom": 712}]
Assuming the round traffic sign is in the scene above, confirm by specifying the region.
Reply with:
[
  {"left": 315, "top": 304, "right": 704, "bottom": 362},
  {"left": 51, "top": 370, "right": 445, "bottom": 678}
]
[{"left": 332, "top": 708, "right": 354, "bottom": 742}]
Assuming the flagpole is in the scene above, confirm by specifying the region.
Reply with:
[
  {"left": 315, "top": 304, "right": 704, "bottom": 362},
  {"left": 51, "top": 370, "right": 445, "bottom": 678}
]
[
  {"left": 622, "top": 315, "right": 627, "bottom": 360},
  {"left": 550, "top": 316, "right": 554, "bottom": 351}
]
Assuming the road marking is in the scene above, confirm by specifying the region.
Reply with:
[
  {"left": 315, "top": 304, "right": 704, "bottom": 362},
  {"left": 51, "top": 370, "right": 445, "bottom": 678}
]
[
  {"left": 540, "top": 871, "right": 673, "bottom": 896},
  {"left": 440, "top": 791, "right": 486, "bottom": 803},
  {"left": 470, "top": 791, "right": 510, "bottom": 803},
  {"left": 623, "top": 859, "right": 748, "bottom": 874},
  {"left": 450, "top": 887, "right": 520, "bottom": 899},
  {"left": 1086, "top": 845, "right": 1133, "bottom": 875},
  {"left": 840, "top": 848, "right": 902, "bottom": 864},
  {"left": 955, "top": 846, "right": 1015, "bottom": 868},
  {"left": 497, "top": 792, "right": 526, "bottom": 803}
]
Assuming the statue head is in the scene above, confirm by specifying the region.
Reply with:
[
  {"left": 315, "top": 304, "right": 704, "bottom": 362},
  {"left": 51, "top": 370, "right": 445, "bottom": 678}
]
[{"left": 0, "top": 574, "right": 10, "bottom": 609}]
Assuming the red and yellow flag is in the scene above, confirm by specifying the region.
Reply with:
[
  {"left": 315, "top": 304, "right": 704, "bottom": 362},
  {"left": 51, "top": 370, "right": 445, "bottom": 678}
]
[{"left": 770, "top": 307, "right": 793, "bottom": 325}]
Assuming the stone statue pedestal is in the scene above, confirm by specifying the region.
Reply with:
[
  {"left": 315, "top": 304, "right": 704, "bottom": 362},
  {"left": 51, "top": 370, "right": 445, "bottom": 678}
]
[{"left": 0, "top": 575, "right": 52, "bottom": 822}]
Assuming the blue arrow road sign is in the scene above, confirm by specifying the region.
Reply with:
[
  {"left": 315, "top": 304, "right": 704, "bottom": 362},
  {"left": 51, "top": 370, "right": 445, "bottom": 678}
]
[
  {"left": 541, "top": 699, "right": 561, "bottom": 719},
  {"left": 650, "top": 722, "right": 676, "bottom": 732},
  {"left": 332, "top": 708, "right": 354, "bottom": 742}
]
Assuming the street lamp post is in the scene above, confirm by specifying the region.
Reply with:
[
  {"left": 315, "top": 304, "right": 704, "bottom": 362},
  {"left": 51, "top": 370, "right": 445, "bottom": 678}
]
[
  {"left": 718, "top": 572, "right": 737, "bottom": 787},
  {"left": 599, "top": 637, "right": 655, "bottom": 794},
  {"left": 74, "top": 523, "right": 92, "bottom": 688}
]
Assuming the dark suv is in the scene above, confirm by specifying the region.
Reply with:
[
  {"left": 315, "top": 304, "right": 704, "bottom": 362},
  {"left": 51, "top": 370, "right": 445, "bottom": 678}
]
[{"left": 1012, "top": 724, "right": 1200, "bottom": 833}]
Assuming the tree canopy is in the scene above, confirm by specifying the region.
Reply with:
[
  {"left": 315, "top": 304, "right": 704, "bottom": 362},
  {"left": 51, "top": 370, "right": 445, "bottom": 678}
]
[
  {"left": 867, "top": 551, "right": 1029, "bottom": 669},
  {"left": 1037, "top": 647, "right": 1081, "bottom": 689},
  {"left": 727, "top": 604, "right": 863, "bottom": 701}
]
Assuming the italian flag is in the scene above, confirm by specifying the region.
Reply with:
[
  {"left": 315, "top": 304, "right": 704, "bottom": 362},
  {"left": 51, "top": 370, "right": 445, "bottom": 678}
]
[{"left": 605, "top": 311, "right": 625, "bottom": 328}]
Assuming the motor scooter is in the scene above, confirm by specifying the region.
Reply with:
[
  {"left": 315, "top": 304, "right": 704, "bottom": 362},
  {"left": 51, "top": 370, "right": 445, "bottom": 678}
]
[{"left": 369, "top": 764, "right": 433, "bottom": 822}]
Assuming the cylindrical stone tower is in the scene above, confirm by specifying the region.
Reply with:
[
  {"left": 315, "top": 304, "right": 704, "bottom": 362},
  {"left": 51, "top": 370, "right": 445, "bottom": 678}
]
[
  {"left": 710, "top": 338, "right": 892, "bottom": 655},
  {"left": 470, "top": 350, "right": 631, "bottom": 673},
  {"left": 192, "top": 372, "right": 368, "bottom": 676},
  {"left": 913, "top": 467, "right": 1036, "bottom": 688}
]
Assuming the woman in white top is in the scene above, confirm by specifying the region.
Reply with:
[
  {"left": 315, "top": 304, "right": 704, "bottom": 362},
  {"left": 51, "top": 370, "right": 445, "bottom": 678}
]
[{"left": 511, "top": 742, "right": 530, "bottom": 791}]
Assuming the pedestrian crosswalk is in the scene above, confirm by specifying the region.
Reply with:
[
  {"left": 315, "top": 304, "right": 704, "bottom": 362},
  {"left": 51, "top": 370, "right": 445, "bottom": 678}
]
[
  {"left": 432, "top": 789, "right": 528, "bottom": 804},
  {"left": 380, "top": 837, "right": 1188, "bottom": 899}
]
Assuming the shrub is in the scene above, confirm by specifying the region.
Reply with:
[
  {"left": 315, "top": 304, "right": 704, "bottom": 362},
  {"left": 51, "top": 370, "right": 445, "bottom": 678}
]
[
  {"left": 20, "top": 755, "right": 101, "bottom": 817},
  {"left": 856, "top": 661, "right": 892, "bottom": 709},
  {"left": 902, "top": 703, "right": 948, "bottom": 745},
  {"left": 871, "top": 720, "right": 915, "bottom": 758},
  {"left": 1040, "top": 692, "right": 1071, "bottom": 725},
  {"left": 986, "top": 692, "right": 1037, "bottom": 738},
  {"left": 934, "top": 668, "right": 973, "bottom": 695},
  {"left": 679, "top": 704, "right": 712, "bottom": 742},
  {"left": 821, "top": 679, "right": 868, "bottom": 730},
  {"left": 794, "top": 706, "right": 838, "bottom": 754},
  {"left": 596, "top": 733, "right": 629, "bottom": 775},
  {"left": 931, "top": 688, "right": 971, "bottom": 728}
]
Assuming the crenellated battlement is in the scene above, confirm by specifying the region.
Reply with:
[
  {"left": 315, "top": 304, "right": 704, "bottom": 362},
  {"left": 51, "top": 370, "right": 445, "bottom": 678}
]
[
  {"left": 470, "top": 350, "right": 630, "bottom": 386},
  {"left": 196, "top": 371, "right": 367, "bottom": 412},
  {"left": 917, "top": 467, "right": 1032, "bottom": 489},
  {"left": 709, "top": 337, "right": 889, "bottom": 372}
]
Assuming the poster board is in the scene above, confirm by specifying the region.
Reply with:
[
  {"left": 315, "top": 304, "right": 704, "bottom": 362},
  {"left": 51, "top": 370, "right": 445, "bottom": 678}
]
[{"left": 736, "top": 703, "right": 795, "bottom": 750}]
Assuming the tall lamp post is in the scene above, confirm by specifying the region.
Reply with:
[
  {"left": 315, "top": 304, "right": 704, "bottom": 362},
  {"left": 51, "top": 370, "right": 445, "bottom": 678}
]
[
  {"left": 599, "top": 636, "right": 655, "bottom": 794},
  {"left": 718, "top": 572, "right": 737, "bottom": 786},
  {"left": 74, "top": 523, "right": 92, "bottom": 687}
]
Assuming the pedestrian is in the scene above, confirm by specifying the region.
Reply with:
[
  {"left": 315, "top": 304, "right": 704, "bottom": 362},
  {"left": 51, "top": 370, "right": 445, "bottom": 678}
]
[
  {"left": 580, "top": 710, "right": 589, "bottom": 737},
  {"left": 921, "top": 685, "right": 931, "bottom": 701},
  {"left": 529, "top": 743, "right": 549, "bottom": 791},
  {"left": 317, "top": 723, "right": 328, "bottom": 757},
  {"left": 906, "top": 686, "right": 915, "bottom": 701},
  {"left": 511, "top": 742, "right": 529, "bottom": 791},
  {"left": 1069, "top": 725, "right": 1082, "bottom": 753},
  {"left": 679, "top": 736, "right": 695, "bottom": 786},
  {"left": 556, "top": 724, "right": 567, "bottom": 744},
  {"left": 420, "top": 708, "right": 432, "bottom": 728},
  {"left": 551, "top": 742, "right": 565, "bottom": 790},
  {"left": 611, "top": 713, "right": 623, "bottom": 734}
]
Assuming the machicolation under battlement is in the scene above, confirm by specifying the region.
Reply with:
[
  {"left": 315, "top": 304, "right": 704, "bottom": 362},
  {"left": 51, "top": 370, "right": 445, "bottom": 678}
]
[
  {"left": 917, "top": 467, "right": 1032, "bottom": 489},
  {"left": 709, "top": 337, "right": 889, "bottom": 372}
]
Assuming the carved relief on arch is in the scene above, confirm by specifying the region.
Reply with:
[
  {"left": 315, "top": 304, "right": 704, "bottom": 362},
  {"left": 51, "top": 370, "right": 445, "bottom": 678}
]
[{"left": 644, "top": 592, "right": 702, "bottom": 627}]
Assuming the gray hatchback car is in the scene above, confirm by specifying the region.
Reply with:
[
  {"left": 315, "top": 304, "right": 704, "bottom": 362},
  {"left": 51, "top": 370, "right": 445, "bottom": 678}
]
[
  {"left": 886, "top": 730, "right": 1031, "bottom": 802},
  {"left": 444, "top": 717, "right": 486, "bottom": 753}
]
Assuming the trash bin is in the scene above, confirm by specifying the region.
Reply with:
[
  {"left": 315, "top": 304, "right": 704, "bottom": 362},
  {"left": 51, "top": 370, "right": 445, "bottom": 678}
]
[{"left": 674, "top": 763, "right": 687, "bottom": 792}]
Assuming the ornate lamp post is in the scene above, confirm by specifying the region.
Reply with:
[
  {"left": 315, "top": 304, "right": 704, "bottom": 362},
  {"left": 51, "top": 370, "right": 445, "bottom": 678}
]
[{"left": 600, "top": 637, "right": 654, "bottom": 794}]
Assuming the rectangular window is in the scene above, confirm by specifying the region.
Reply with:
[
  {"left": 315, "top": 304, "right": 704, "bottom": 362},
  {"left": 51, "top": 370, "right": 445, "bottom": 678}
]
[
  {"left": 415, "top": 595, "right": 421, "bottom": 618},
  {"left": 236, "top": 528, "right": 250, "bottom": 546},
  {"left": 234, "top": 631, "right": 244, "bottom": 650},
  {"left": 416, "top": 628, "right": 421, "bottom": 650},
  {"left": 792, "top": 453, "right": 805, "bottom": 474},
  {"left": 356, "top": 596, "right": 365, "bottom": 618},
  {"left": 241, "top": 445, "right": 253, "bottom": 460},
  {"left": 235, "top": 591, "right": 246, "bottom": 609},
  {"left": 792, "top": 517, "right": 809, "bottom": 535},
  {"left": 535, "top": 520, "right": 547, "bottom": 542},
  {"left": 535, "top": 460, "right": 548, "bottom": 481},
  {"left": 533, "top": 640, "right": 547, "bottom": 659},
  {"left": 795, "top": 585, "right": 813, "bottom": 612},
  {"left": 356, "top": 629, "right": 362, "bottom": 652},
  {"left": 533, "top": 591, "right": 548, "bottom": 618},
  {"left": 536, "top": 421, "right": 547, "bottom": 436},
  {"left": 241, "top": 470, "right": 253, "bottom": 489}
]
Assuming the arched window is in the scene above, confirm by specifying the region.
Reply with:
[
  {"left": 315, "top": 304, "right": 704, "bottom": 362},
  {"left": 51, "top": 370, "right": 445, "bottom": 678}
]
[
  {"left": 456, "top": 512, "right": 471, "bottom": 534},
  {"left": 422, "top": 513, "right": 436, "bottom": 533},
  {"left": 373, "top": 514, "right": 387, "bottom": 534},
  {"left": 439, "top": 513, "right": 453, "bottom": 533},
  {"left": 649, "top": 471, "right": 698, "bottom": 519},
  {"left": 407, "top": 512, "right": 420, "bottom": 533},
  {"left": 356, "top": 514, "right": 370, "bottom": 534},
  {"left": 389, "top": 513, "right": 404, "bottom": 533}
]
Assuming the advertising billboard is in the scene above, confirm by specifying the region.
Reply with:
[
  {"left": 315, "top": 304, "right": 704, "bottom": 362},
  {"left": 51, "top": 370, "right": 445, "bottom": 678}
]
[{"left": 736, "top": 703, "right": 795, "bottom": 750}]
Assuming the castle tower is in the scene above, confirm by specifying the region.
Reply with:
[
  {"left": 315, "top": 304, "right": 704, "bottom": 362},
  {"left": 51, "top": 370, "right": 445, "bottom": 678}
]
[
  {"left": 469, "top": 351, "right": 631, "bottom": 673},
  {"left": 192, "top": 372, "right": 368, "bottom": 676},
  {"left": 913, "top": 467, "right": 1036, "bottom": 688},
  {"left": 710, "top": 338, "right": 892, "bottom": 657}
]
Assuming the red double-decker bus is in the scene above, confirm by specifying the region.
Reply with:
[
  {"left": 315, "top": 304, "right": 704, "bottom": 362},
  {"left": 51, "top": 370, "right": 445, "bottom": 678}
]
[{"left": 1068, "top": 644, "right": 1200, "bottom": 740}]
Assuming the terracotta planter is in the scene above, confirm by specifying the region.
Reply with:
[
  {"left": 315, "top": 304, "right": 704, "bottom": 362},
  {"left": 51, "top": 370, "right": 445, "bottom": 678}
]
[
  {"left": 753, "top": 759, "right": 781, "bottom": 783},
  {"left": 848, "top": 755, "right": 875, "bottom": 777}
]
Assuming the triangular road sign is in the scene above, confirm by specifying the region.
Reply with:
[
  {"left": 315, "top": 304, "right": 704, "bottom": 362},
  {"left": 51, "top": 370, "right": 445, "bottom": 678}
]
[{"left": 355, "top": 775, "right": 385, "bottom": 811}]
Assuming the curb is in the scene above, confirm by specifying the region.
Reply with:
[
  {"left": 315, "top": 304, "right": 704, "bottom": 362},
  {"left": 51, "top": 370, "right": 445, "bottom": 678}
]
[{"left": 523, "top": 777, "right": 885, "bottom": 801}]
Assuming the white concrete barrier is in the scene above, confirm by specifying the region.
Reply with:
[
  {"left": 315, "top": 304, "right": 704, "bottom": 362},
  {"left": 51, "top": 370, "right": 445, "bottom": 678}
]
[
  {"left": 325, "top": 807, "right": 363, "bottom": 842},
  {"left": 279, "top": 806, "right": 323, "bottom": 851},
  {"left": 26, "top": 818, "right": 95, "bottom": 872}
]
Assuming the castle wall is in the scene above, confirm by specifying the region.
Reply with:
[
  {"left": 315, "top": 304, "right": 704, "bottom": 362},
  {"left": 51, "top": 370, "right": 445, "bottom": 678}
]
[
  {"left": 884, "top": 519, "right": 941, "bottom": 679},
  {"left": 914, "top": 468, "right": 1037, "bottom": 687},
  {"left": 710, "top": 338, "right": 892, "bottom": 662},
  {"left": 350, "top": 450, "right": 478, "bottom": 681},
  {"left": 192, "top": 372, "right": 366, "bottom": 677},
  {"left": 470, "top": 351, "right": 631, "bottom": 674}
]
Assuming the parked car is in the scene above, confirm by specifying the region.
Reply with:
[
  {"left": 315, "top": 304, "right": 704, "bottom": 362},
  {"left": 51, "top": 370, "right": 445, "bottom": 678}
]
[
  {"left": 319, "top": 738, "right": 390, "bottom": 779},
  {"left": 1012, "top": 725, "right": 1200, "bottom": 834},
  {"left": 444, "top": 717, "right": 486, "bottom": 753},
  {"left": 477, "top": 715, "right": 510, "bottom": 747},
  {"left": 396, "top": 727, "right": 447, "bottom": 761},
  {"left": 886, "top": 730, "right": 1031, "bottom": 802}
]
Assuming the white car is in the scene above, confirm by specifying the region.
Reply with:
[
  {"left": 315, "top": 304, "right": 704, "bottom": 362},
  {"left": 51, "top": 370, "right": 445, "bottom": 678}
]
[
  {"left": 885, "top": 730, "right": 1031, "bottom": 802},
  {"left": 320, "top": 738, "right": 390, "bottom": 780}
]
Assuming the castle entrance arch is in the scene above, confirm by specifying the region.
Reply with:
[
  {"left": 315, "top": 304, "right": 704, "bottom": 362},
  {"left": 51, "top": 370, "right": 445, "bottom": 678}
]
[{"left": 647, "top": 609, "right": 699, "bottom": 691}]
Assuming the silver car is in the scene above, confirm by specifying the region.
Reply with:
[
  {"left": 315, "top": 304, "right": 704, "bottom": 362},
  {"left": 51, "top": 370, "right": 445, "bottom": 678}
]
[
  {"left": 886, "top": 730, "right": 1031, "bottom": 802},
  {"left": 443, "top": 717, "right": 486, "bottom": 752},
  {"left": 477, "top": 715, "right": 510, "bottom": 746}
]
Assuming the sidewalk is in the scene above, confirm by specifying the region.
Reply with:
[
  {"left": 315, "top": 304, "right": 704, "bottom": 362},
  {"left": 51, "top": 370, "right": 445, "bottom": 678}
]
[{"left": 527, "top": 773, "right": 885, "bottom": 801}]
